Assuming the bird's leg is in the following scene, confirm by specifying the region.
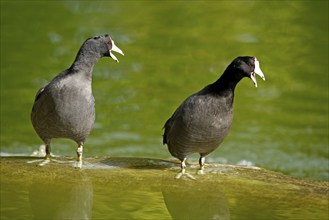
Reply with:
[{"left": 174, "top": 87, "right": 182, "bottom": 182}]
[
  {"left": 77, "top": 145, "right": 83, "bottom": 162},
  {"left": 28, "top": 142, "right": 79, "bottom": 166},
  {"left": 176, "top": 158, "right": 187, "bottom": 179},
  {"left": 181, "top": 158, "right": 187, "bottom": 172},
  {"left": 74, "top": 144, "right": 83, "bottom": 168},
  {"left": 27, "top": 143, "right": 51, "bottom": 166},
  {"left": 45, "top": 143, "right": 51, "bottom": 160},
  {"left": 197, "top": 156, "right": 206, "bottom": 175},
  {"left": 175, "top": 158, "right": 196, "bottom": 180},
  {"left": 37, "top": 143, "right": 52, "bottom": 166}
]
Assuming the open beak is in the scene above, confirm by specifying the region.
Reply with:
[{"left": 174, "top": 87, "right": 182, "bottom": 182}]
[
  {"left": 110, "top": 39, "right": 124, "bottom": 63},
  {"left": 250, "top": 57, "right": 265, "bottom": 87}
]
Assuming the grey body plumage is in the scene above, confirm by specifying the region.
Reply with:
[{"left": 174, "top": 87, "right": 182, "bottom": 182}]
[
  {"left": 163, "top": 56, "right": 265, "bottom": 173},
  {"left": 31, "top": 34, "right": 124, "bottom": 165}
]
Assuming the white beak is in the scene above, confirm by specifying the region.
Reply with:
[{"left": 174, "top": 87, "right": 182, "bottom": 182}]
[
  {"left": 110, "top": 39, "right": 124, "bottom": 63},
  {"left": 250, "top": 57, "right": 265, "bottom": 87}
]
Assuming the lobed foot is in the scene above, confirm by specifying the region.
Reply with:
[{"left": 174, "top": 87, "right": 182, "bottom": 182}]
[
  {"left": 174, "top": 158, "right": 197, "bottom": 180},
  {"left": 175, "top": 169, "right": 196, "bottom": 180},
  {"left": 27, "top": 157, "right": 74, "bottom": 166},
  {"left": 197, "top": 168, "right": 205, "bottom": 175},
  {"left": 27, "top": 158, "right": 51, "bottom": 166},
  {"left": 28, "top": 144, "right": 85, "bottom": 168},
  {"left": 73, "top": 160, "right": 83, "bottom": 169}
]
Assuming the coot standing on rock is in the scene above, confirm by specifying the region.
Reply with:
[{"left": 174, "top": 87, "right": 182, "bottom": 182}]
[
  {"left": 31, "top": 34, "right": 124, "bottom": 166},
  {"left": 163, "top": 56, "right": 265, "bottom": 177}
]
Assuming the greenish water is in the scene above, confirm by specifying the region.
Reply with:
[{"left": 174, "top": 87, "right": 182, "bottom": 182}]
[
  {"left": 1, "top": 0, "right": 328, "bottom": 184},
  {"left": 1, "top": 157, "right": 328, "bottom": 220}
]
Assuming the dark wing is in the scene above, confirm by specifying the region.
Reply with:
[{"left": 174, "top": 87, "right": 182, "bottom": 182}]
[
  {"left": 162, "top": 103, "right": 184, "bottom": 145},
  {"left": 31, "top": 85, "right": 49, "bottom": 139},
  {"left": 34, "top": 86, "right": 46, "bottom": 102},
  {"left": 162, "top": 117, "right": 173, "bottom": 145},
  {"left": 162, "top": 86, "right": 209, "bottom": 146},
  {"left": 31, "top": 85, "right": 48, "bottom": 115}
]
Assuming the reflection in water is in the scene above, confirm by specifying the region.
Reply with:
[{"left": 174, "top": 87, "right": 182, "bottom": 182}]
[
  {"left": 29, "top": 170, "right": 93, "bottom": 220},
  {"left": 1, "top": 157, "right": 328, "bottom": 219},
  {"left": 162, "top": 177, "right": 230, "bottom": 220}
]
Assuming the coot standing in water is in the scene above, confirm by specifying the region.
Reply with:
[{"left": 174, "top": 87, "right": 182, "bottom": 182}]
[
  {"left": 31, "top": 34, "right": 124, "bottom": 166},
  {"left": 163, "top": 56, "right": 265, "bottom": 177}
]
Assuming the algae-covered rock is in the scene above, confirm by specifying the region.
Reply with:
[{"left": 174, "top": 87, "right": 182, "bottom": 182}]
[{"left": 1, "top": 157, "right": 328, "bottom": 220}]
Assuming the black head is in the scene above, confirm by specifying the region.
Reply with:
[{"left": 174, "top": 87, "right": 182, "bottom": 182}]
[
  {"left": 231, "top": 56, "right": 265, "bottom": 87},
  {"left": 85, "top": 34, "right": 124, "bottom": 62}
]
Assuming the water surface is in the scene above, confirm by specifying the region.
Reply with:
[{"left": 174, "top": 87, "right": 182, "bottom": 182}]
[
  {"left": 1, "top": 1, "right": 328, "bottom": 181},
  {"left": 1, "top": 157, "right": 328, "bottom": 220}
]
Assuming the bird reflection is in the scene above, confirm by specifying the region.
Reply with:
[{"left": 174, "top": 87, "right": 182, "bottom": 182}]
[
  {"left": 162, "top": 177, "right": 230, "bottom": 220},
  {"left": 29, "top": 170, "right": 93, "bottom": 220}
]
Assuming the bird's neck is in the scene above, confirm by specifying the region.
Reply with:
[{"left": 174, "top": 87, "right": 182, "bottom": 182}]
[
  {"left": 211, "top": 67, "right": 243, "bottom": 94},
  {"left": 69, "top": 47, "right": 102, "bottom": 80}
]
